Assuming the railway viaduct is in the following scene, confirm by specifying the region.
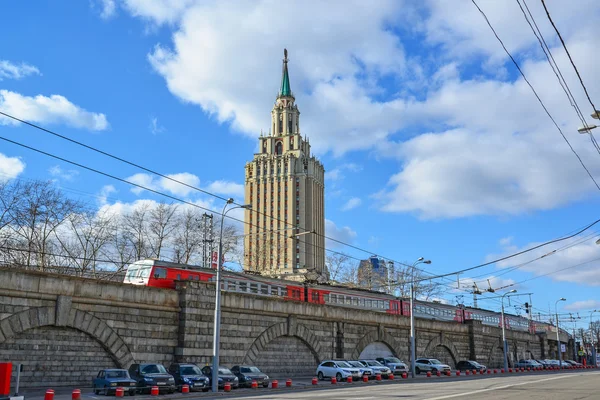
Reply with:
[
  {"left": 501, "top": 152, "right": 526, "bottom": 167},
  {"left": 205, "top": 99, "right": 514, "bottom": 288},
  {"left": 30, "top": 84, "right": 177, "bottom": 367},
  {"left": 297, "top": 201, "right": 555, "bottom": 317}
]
[{"left": 0, "top": 268, "right": 572, "bottom": 388}]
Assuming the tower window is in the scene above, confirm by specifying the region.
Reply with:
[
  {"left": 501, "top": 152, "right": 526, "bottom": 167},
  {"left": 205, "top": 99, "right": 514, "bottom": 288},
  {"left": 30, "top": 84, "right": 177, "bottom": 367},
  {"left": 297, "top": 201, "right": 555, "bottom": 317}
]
[
  {"left": 275, "top": 141, "right": 283, "bottom": 155},
  {"left": 279, "top": 114, "right": 283, "bottom": 133}
]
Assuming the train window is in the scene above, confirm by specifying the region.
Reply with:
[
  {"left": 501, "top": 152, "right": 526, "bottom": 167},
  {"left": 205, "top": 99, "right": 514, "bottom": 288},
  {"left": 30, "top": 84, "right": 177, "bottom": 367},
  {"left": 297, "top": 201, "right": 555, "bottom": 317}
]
[
  {"left": 330, "top": 294, "right": 337, "bottom": 303},
  {"left": 359, "top": 298, "right": 365, "bottom": 307},
  {"left": 249, "top": 283, "right": 258, "bottom": 294},
  {"left": 311, "top": 291, "right": 319, "bottom": 302},
  {"left": 153, "top": 268, "right": 167, "bottom": 279},
  {"left": 176, "top": 274, "right": 181, "bottom": 281},
  {"left": 260, "top": 285, "right": 269, "bottom": 295},
  {"left": 270, "top": 286, "right": 279, "bottom": 296},
  {"left": 239, "top": 282, "right": 247, "bottom": 292},
  {"left": 345, "top": 297, "right": 351, "bottom": 305},
  {"left": 365, "top": 299, "right": 372, "bottom": 308},
  {"left": 281, "top": 288, "right": 287, "bottom": 297},
  {"left": 323, "top": 294, "right": 329, "bottom": 303},
  {"left": 352, "top": 297, "right": 358, "bottom": 306}
]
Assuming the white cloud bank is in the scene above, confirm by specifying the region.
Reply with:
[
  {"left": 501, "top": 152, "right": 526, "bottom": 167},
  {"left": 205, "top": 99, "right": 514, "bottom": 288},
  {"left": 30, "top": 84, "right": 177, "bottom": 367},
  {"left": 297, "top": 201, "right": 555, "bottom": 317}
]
[
  {"left": 113, "top": 0, "right": 600, "bottom": 219},
  {"left": 0, "top": 90, "right": 109, "bottom": 131}
]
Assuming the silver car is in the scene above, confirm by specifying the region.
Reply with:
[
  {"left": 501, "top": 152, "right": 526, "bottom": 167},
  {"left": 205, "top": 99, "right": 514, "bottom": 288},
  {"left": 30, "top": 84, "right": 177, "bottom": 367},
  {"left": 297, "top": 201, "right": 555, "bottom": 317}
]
[
  {"left": 415, "top": 358, "right": 451, "bottom": 374},
  {"left": 358, "top": 360, "right": 392, "bottom": 378},
  {"left": 316, "top": 360, "right": 362, "bottom": 381}
]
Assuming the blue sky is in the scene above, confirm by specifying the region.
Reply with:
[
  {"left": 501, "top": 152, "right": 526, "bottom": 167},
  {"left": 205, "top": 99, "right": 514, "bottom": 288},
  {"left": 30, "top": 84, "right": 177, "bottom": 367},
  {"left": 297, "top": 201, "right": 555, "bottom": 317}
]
[{"left": 1, "top": 0, "right": 600, "bottom": 331}]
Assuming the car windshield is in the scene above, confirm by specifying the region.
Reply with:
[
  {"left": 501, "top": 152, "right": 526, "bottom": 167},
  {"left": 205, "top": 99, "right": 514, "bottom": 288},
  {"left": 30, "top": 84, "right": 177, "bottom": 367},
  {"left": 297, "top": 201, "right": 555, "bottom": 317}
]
[
  {"left": 470, "top": 361, "right": 482, "bottom": 367},
  {"left": 218, "top": 368, "right": 232, "bottom": 375},
  {"left": 348, "top": 361, "right": 363, "bottom": 368},
  {"left": 336, "top": 361, "right": 352, "bottom": 368},
  {"left": 106, "top": 371, "right": 127, "bottom": 379},
  {"left": 365, "top": 361, "right": 383, "bottom": 367},
  {"left": 240, "top": 367, "right": 261, "bottom": 373},
  {"left": 180, "top": 366, "right": 202, "bottom": 375},
  {"left": 141, "top": 365, "right": 167, "bottom": 374},
  {"left": 430, "top": 359, "right": 442, "bottom": 365},
  {"left": 385, "top": 358, "right": 402, "bottom": 363}
]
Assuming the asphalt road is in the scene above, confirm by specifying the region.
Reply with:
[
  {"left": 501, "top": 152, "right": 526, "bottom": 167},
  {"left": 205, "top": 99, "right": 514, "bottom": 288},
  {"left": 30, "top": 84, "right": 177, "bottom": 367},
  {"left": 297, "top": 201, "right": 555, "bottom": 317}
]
[{"left": 14, "top": 370, "right": 600, "bottom": 400}]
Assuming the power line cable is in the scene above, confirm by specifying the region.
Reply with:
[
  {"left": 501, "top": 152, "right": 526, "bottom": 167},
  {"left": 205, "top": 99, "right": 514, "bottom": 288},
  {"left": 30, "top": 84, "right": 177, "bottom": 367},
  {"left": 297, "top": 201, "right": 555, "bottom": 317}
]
[{"left": 471, "top": 0, "right": 600, "bottom": 191}]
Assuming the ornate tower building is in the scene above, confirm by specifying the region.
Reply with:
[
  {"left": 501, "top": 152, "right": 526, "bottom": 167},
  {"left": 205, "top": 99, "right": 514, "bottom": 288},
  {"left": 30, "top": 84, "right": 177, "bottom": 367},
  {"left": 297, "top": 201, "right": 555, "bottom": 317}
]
[{"left": 244, "top": 49, "right": 326, "bottom": 281}]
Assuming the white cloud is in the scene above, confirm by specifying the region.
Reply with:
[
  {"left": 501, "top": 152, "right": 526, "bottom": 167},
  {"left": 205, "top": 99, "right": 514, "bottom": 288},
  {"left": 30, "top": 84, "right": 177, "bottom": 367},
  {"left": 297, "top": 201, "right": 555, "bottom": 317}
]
[
  {"left": 121, "top": 0, "right": 197, "bottom": 25},
  {"left": 564, "top": 300, "right": 600, "bottom": 312},
  {"left": 325, "top": 219, "right": 357, "bottom": 249},
  {"left": 49, "top": 165, "right": 79, "bottom": 181},
  {"left": 149, "top": 116, "right": 165, "bottom": 134},
  {"left": 325, "top": 163, "right": 362, "bottom": 181},
  {"left": 205, "top": 180, "right": 244, "bottom": 200},
  {"left": 99, "top": 0, "right": 117, "bottom": 19},
  {"left": 489, "top": 237, "right": 600, "bottom": 286},
  {"left": 0, "top": 60, "right": 40, "bottom": 80},
  {"left": 0, "top": 90, "right": 109, "bottom": 131},
  {"left": 98, "top": 184, "right": 117, "bottom": 206},
  {"left": 126, "top": 172, "right": 201, "bottom": 197},
  {"left": 341, "top": 197, "right": 362, "bottom": 211},
  {"left": 0, "top": 153, "right": 25, "bottom": 182}
]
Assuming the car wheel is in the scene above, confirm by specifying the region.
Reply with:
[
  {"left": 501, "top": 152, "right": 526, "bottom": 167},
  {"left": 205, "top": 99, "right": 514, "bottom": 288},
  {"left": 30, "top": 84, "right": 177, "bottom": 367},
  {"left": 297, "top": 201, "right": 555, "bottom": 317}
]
[
  {"left": 103, "top": 386, "right": 109, "bottom": 396},
  {"left": 202, "top": 388, "right": 209, "bottom": 392},
  {"left": 336, "top": 373, "right": 343, "bottom": 382},
  {"left": 93, "top": 386, "right": 99, "bottom": 395},
  {"left": 415, "top": 367, "right": 421, "bottom": 375},
  {"left": 318, "top": 372, "right": 324, "bottom": 381},
  {"left": 129, "top": 390, "right": 135, "bottom": 396},
  {"left": 263, "top": 382, "right": 269, "bottom": 388},
  {"left": 431, "top": 368, "right": 438, "bottom": 374}
]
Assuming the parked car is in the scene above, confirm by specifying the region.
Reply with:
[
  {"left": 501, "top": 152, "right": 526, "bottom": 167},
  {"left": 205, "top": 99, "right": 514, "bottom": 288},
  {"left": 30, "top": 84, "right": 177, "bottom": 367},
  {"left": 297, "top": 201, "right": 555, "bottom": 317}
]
[
  {"left": 316, "top": 360, "right": 362, "bottom": 381},
  {"left": 93, "top": 369, "right": 137, "bottom": 396},
  {"left": 167, "top": 363, "right": 209, "bottom": 392},
  {"left": 565, "top": 360, "right": 583, "bottom": 367},
  {"left": 535, "top": 359, "right": 551, "bottom": 369},
  {"left": 415, "top": 358, "right": 452, "bottom": 374},
  {"left": 344, "top": 361, "right": 373, "bottom": 379},
  {"left": 375, "top": 357, "right": 408, "bottom": 373},
  {"left": 357, "top": 360, "right": 392, "bottom": 378},
  {"left": 515, "top": 359, "right": 542, "bottom": 369},
  {"left": 128, "top": 364, "right": 176, "bottom": 394},
  {"left": 201, "top": 366, "right": 239, "bottom": 389},
  {"left": 456, "top": 360, "right": 486, "bottom": 372},
  {"left": 230, "top": 365, "right": 269, "bottom": 388}
]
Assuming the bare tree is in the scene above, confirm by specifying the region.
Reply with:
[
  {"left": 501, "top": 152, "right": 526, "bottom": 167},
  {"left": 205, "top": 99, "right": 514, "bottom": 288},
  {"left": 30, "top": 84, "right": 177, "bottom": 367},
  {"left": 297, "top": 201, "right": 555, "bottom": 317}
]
[
  {"left": 326, "top": 253, "right": 352, "bottom": 282},
  {"left": 387, "top": 261, "right": 444, "bottom": 300},
  {"left": 122, "top": 203, "right": 151, "bottom": 260},
  {"left": 148, "top": 202, "right": 178, "bottom": 259},
  {"left": 171, "top": 208, "right": 204, "bottom": 265},
  {"left": 5, "top": 180, "right": 83, "bottom": 270}
]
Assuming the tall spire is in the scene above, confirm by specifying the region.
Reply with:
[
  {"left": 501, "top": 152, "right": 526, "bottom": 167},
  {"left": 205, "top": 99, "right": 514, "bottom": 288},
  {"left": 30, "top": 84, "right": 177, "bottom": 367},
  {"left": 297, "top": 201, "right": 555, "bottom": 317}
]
[{"left": 279, "top": 48, "right": 292, "bottom": 97}]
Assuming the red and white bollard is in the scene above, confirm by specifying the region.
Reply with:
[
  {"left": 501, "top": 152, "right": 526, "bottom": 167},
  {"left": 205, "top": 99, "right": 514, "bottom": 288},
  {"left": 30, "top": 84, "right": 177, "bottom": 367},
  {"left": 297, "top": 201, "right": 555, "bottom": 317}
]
[
  {"left": 115, "top": 388, "right": 124, "bottom": 398},
  {"left": 271, "top": 380, "right": 278, "bottom": 389},
  {"left": 376, "top": 374, "right": 382, "bottom": 381},
  {"left": 71, "top": 389, "right": 81, "bottom": 400},
  {"left": 436, "top": 371, "right": 441, "bottom": 377},
  {"left": 312, "top": 377, "right": 318, "bottom": 385},
  {"left": 251, "top": 380, "right": 258, "bottom": 389},
  {"left": 347, "top": 376, "right": 352, "bottom": 383},
  {"left": 465, "top": 370, "right": 470, "bottom": 375},
  {"left": 487, "top": 370, "right": 491, "bottom": 374},
  {"left": 389, "top": 373, "right": 394, "bottom": 380},
  {"left": 331, "top": 377, "right": 337, "bottom": 384},
  {"left": 456, "top": 371, "right": 461, "bottom": 376},
  {"left": 224, "top": 383, "right": 231, "bottom": 392},
  {"left": 286, "top": 378, "right": 292, "bottom": 387},
  {"left": 181, "top": 385, "right": 189, "bottom": 394},
  {"left": 150, "top": 386, "right": 159, "bottom": 396},
  {"left": 402, "top": 372, "right": 408, "bottom": 379},
  {"left": 362, "top": 375, "right": 368, "bottom": 383},
  {"left": 45, "top": 389, "right": 55, "bottom": 400},
  {"left": 426, "top": 371, "right": 432, "bottom": 377}
]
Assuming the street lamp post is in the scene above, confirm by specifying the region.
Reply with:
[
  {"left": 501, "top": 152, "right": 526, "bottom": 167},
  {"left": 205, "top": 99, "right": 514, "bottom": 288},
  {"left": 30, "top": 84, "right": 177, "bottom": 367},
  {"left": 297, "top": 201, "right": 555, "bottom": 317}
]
[
  {"left": 409, "top": 257, "right": 431, "bottom": 378},
  {"left": 501, "top": 289, "right": 517, "bottom": 371},
  {"left": 590, "top": 310, "right": 597, "bottom": 366},
  {"left": 555, "top": 298, "right": 567, "bottom": 368},
  {"left": 211, "top": 198, "right": 251, "bottom": 393}
]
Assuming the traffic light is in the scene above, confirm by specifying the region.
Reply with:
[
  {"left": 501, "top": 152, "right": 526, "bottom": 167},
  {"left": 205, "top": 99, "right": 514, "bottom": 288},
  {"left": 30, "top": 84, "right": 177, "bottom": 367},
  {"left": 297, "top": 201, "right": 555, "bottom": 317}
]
[{"left": 524, "top": 302, "right": 529, "bottom": 314}]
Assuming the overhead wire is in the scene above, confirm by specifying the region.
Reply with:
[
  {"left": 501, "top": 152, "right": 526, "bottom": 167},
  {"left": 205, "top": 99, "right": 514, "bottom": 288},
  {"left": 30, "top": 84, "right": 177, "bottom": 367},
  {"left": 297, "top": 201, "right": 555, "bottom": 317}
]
[{"left": 471, "top": 0, "right": 600, "bottom": 191}]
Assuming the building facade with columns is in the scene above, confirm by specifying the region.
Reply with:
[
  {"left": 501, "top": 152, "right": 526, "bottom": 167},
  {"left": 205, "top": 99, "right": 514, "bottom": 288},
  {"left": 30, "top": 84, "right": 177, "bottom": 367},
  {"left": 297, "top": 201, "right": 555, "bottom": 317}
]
[{"left": 244, "top": 49, "right": 326, "bottom": 281}]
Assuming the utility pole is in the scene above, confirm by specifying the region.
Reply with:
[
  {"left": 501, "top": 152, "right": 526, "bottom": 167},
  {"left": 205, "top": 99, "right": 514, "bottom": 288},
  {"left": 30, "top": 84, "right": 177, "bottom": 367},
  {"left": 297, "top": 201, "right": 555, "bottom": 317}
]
[
  {"left": 472, "top": 283, "right": 482, "bottom": 308},
  {"left": 201, "top": 213, "right": 213, "bottom": 268}
]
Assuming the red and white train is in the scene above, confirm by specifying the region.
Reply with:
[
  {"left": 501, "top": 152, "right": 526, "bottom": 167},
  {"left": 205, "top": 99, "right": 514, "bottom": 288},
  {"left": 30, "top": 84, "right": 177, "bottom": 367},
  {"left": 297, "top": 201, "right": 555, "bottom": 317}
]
[{"left": 123, "top": 259, "right": 559, "bottom": 335}]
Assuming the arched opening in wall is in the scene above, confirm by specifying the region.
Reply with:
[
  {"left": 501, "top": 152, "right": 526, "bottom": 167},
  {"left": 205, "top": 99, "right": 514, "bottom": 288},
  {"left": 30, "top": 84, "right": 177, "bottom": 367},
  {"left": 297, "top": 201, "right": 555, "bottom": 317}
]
[
  {"left": 275, "top": 141, "right": 283, "bottom": 155},
  {"left": 430, "top": 345, "right": 456, "bottom": 367},
  {"left": 0, "top": 326, "right": 118, "bottom": 388},
  {"left": 358, "top": 342, "right": 395, "bottom": 360},
  {"left": 253, "top": 336, "right": 318, "bottom": 378}
]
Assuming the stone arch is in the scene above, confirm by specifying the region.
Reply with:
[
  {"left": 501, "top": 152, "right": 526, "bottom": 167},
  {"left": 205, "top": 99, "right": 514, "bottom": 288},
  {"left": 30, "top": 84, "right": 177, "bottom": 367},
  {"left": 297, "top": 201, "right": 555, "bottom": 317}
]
[
  {"left": 243, "top": 320, "right": 322, "bottom": 365},
  {"left": 486, "top": 343, "right": 504, "bottom": 367},
  {"left": 0, "top": 306, "right": 134, "bottom": 368},
  {"left": 423, "top": 335, "right": 460, "bottom": 367},
  {"left": 351, "top": 326, "right": 402, "bottom": 360}
]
